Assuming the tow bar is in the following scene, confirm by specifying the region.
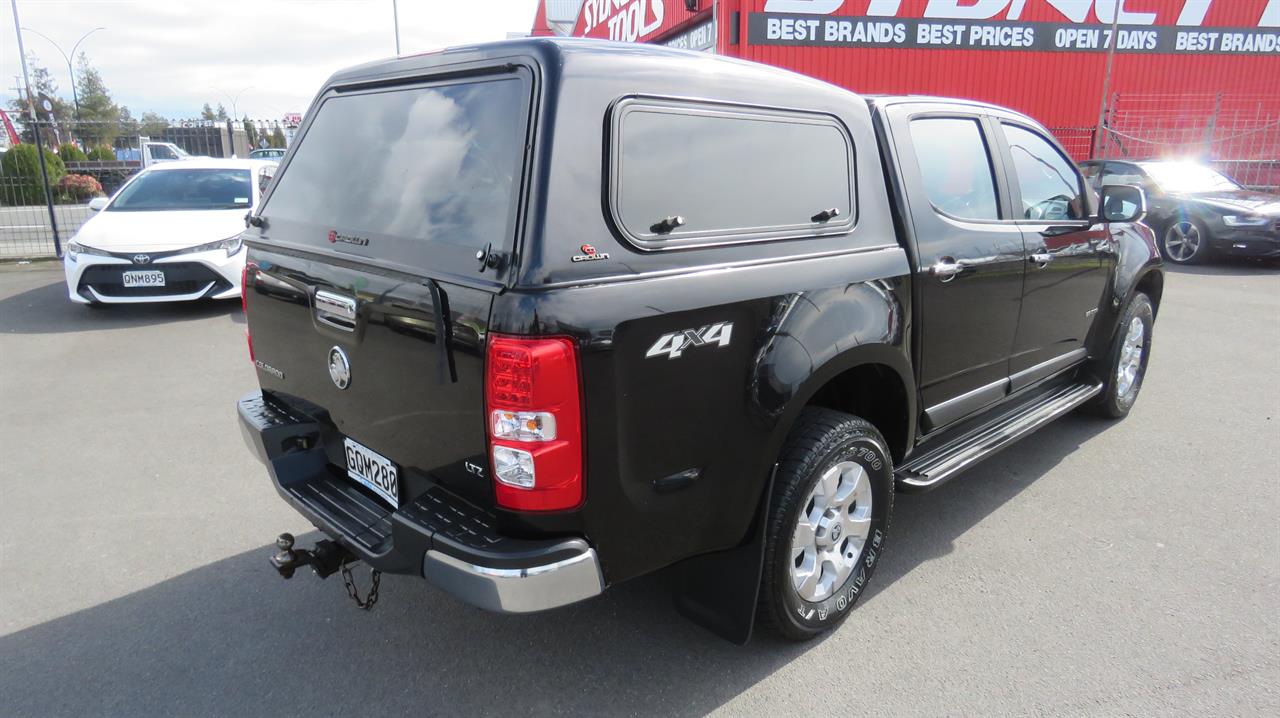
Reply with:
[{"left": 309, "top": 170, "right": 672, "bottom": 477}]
[{"left": 269, "top": 533, "right": 382, "bottom": 610}]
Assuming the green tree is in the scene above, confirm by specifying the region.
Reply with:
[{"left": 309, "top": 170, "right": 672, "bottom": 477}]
[
  {"left": 74, "top": 53, "right": 122, "bottom": 147},
  {"left": 86, "top": 145, "right": 116, "bottom": 161},
  {"left": 139, "top": 112, "right": 169, "bottom": 136},
  {"left": 139, "top": 112, "right": 169, "bottom": 137},
  {"left": 117, "top": 105, "right": 139, "bottom": 137},
  {"left": 57, "top": 143, "right": 88, "bottom": 162},
  {"left": 0, "top": 143, "right": 67, "bottom": 205},
  {"left": 270, "top": 126, "right": 287, "bottom": 148},
  {"left": 200, "top": 103, "right": 217, "bottom": 121},
  {"left": 243, "top": 116, "right": 259, "bottom": 151},
  {"left": 215, "top": 103, "right": 229, "bottom": 121}
]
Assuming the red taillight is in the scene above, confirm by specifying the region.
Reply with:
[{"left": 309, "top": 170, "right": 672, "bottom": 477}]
[
  {"left": 241, "top": 262, "right": 255, "bottom": 362},
  {"left": 485, "top": 335, "right": 583, "bottom": 512}
]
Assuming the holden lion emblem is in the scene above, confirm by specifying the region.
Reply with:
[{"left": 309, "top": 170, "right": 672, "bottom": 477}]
[{"left": 328, "top": 346, "right": 351, "bottom": 390}]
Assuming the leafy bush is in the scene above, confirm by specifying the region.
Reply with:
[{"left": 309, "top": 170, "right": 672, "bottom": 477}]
[
  {"left": 86, "top": 145, "right": 116, "bottom": 162},
  {"left": 58, "top": 143, "right": 88, "bottom": 163},
  {"left": 58, "top": 173, "right": 103, "bottom": 200},
  {"left": 0, "top": 143, "right": 67, "bottom": 205}
]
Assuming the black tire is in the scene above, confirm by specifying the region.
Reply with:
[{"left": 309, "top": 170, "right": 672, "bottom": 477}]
[
  {"left": 759, "top": 407, "right": 894, "bottom": 641},
  {"left": 1160, "top": 217, "right": 1211, "bottom": 265},
  {"left": 1089, "top": 292, "right": 1154, "bottom": 419}
]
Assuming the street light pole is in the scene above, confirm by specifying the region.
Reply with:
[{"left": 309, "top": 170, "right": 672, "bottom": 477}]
[
  {"left": 20, "top": 25, "right": 105, "bottom": 132},
  {"left": 210, "top": 85, "right": 252, "bottom": 120},
  {"left": 392, "top": 0, "right": 401, "bottom": 55},
  {"left": 210, "top": 85, "right": 252, "bottom": 158}
]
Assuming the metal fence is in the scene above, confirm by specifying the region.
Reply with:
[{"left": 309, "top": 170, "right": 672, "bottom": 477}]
[
  {"left": 1, "top": 117, "right": 295, "bottom": 259},
  {"left": 1048, "top": 127, "right": 1097, "bottom": 161},
  {"left": 1095, "top": 92, "right": 1280, "bottom": 191}
]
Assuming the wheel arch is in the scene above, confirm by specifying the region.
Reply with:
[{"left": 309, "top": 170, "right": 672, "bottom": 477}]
[
  {"left": 763, "top": 343, "right": 917, "bottom": 467},
  {"left": 1134, "top": 266, "right": 1164, "bottom": 317}
]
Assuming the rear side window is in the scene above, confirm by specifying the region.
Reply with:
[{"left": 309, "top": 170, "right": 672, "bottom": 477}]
[
  {"left": 611, "top": 100, "right": 855, "bottom": 249},
  {"left": 908, "top": 117, "right": 1000, "bottom": 221},
  {"left": 261, "top": 74, "right": 529, "bottom": 266}
]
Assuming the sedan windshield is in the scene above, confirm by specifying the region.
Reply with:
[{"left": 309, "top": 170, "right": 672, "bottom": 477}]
[
  {"left": 109, "top": 169, "right": 253, "bottom": 211},
  {"left": 1142, "top": 162, "right": 1241, "bottom": 193}
]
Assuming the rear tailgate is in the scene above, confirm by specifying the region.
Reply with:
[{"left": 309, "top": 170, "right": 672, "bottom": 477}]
[{"left": 242, "top": 65, "right": 535, "bottom": 510}]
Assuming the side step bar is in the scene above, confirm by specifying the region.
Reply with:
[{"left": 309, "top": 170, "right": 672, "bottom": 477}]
[{"left": 895, "top": 380, "right": 1103, "bottom": 491}]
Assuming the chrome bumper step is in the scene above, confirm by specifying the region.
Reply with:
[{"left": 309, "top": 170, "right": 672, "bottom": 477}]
[{"left": 896, "top": 380, "right": 1103, "bottom": 491}]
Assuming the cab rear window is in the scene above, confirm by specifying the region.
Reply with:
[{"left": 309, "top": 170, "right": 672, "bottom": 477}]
[{"left": 260, "top": 73, "right": 529, "bottom": 270}]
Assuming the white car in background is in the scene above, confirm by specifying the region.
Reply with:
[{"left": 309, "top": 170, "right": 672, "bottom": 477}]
[{"left": 64, "top": 159, "right": 277, "bottom": 306}]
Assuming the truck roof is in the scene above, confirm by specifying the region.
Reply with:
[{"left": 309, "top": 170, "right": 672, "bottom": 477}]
[
  {"left": 324, "top": 39, "right": 1038, "bottom": 119},
  {"left": 865, "top": 94, "right": 1039, "bottom": 125},
  {"left": 320, "top": 37, "right": 864, "bottom": 102}
]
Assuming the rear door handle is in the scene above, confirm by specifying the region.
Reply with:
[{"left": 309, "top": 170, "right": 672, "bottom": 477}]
[
  {"left": 931, "top": 258, "right": 962, "bottom": 282},
  {"left": 1029, "top": 252, "right": 1054, "bottom": 266}
]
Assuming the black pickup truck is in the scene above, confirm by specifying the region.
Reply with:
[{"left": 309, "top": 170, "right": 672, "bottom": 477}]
[{"left": 238, "top": 38, "right": 1162, "bottom": 643}]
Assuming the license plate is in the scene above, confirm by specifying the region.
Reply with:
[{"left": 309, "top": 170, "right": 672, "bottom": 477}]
[
  {"left": 343, "top": 438, "right": 399, "bottom": 508},
  {"left": 122, "top": 270, "right": 165, "bottom": 288}
]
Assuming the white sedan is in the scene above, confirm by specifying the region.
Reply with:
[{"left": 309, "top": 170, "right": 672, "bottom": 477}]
[{"left": 64, "top": 159, "right": 277, "bottom": 305}]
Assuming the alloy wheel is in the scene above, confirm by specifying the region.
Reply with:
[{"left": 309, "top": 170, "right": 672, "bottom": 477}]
[
  {"left": 790, "top": 460, "right": 873, "bottom": 602},
  {"left": 1163, "top": 221, "right": 1201, "bottom": 262},
  {"left": 1116, "top": 315, "right": 1146, "bottom": 401}
]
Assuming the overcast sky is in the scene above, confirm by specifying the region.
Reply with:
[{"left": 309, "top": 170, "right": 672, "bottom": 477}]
[{"left": 1, "top": 0, "right": 540, "bottom": 119}]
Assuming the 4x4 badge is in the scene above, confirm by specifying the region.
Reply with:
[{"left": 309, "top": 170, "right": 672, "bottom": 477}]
[{"left": 646, "top": 322, "right": 733, "bottom": 360}]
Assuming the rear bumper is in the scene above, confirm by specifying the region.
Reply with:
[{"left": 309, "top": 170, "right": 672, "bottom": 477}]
[{"left": 237, "top": 391, "right": 603, "bottom": 613}]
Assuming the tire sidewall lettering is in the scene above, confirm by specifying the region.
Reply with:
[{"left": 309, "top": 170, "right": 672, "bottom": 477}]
[{"left": 783, "top": 435, "right": 891, "bottom": 629}]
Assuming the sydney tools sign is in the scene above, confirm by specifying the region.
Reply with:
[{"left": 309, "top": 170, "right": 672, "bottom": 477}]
[{"left": 748, "top": 0, "right": 1280, "bottom": 54}]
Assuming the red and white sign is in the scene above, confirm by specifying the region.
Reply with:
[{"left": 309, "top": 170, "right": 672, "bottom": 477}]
[
  {"left": 576, "top": 0, "right": 710, "bottom": 43},
  {"left": 759, "top": 0, "right": 1280, "bottom": 27}
]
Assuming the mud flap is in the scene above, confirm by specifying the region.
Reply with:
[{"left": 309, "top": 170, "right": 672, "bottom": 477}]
[{"left": 669, "top": 466, "right": 775, "bottom": 645}]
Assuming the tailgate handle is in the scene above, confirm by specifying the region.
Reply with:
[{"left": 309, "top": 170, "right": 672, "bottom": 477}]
[{"left": 315, "top": 290, "right": 357, "bottom": 331}]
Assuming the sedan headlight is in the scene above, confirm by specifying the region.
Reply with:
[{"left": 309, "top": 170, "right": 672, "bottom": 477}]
[
  {"left": 1222, "top": 214, "right": 1269, "bottom": 227},
  {"left": 66, "top": 241, "right": 111, "bottom": 261},
  {"left": 178, "top": 234, "right": 244, "bottom": 258}
]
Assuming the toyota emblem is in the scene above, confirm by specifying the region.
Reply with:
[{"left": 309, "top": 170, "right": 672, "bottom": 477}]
[
  {"left": 328, "top": 346, "right": 351, "bottom": 390},
  {"left": 132, "top": 254, "right": 152, "bottom": 265}
]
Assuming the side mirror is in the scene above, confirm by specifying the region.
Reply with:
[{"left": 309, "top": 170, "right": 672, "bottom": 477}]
[
  {"left": 1098, "top": 184, "right": 1146, "bottom": 224},
  {"left": 87, "top": 196, "right": 109, "bottom": 212}
]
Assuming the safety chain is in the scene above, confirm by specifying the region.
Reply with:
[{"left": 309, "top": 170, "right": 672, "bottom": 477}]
[{"left": 339, "top": 559, "right": 381, "bottom": 611}]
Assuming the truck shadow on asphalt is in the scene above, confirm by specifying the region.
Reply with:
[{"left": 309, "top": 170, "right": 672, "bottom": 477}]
[
  {"left": 0, "top": 279, "right": 242, "bottom": 334},
  {"left": 0, "top": 416, "right": 1111, "bottom": 717}
]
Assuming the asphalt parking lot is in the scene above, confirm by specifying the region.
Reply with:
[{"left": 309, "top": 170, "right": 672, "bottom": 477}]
[{"left": 1, "top": 260, "right": 1277, "bottom": 717}]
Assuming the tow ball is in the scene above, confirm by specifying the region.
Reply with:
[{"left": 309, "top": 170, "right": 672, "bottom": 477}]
[
  {"left": 269, "top": 533, "right": 382, "bottom": 610},
  {"left": 269, "top": 533, "right": 346, "bottom": 579}
]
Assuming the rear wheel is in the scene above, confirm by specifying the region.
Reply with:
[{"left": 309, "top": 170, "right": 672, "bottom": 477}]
[
  {"left": 1161, "top": 218, "right": 1210, "bottom": 264},
  {"left": 759, "top": 408, "right": 893, "bottom": 641}
]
